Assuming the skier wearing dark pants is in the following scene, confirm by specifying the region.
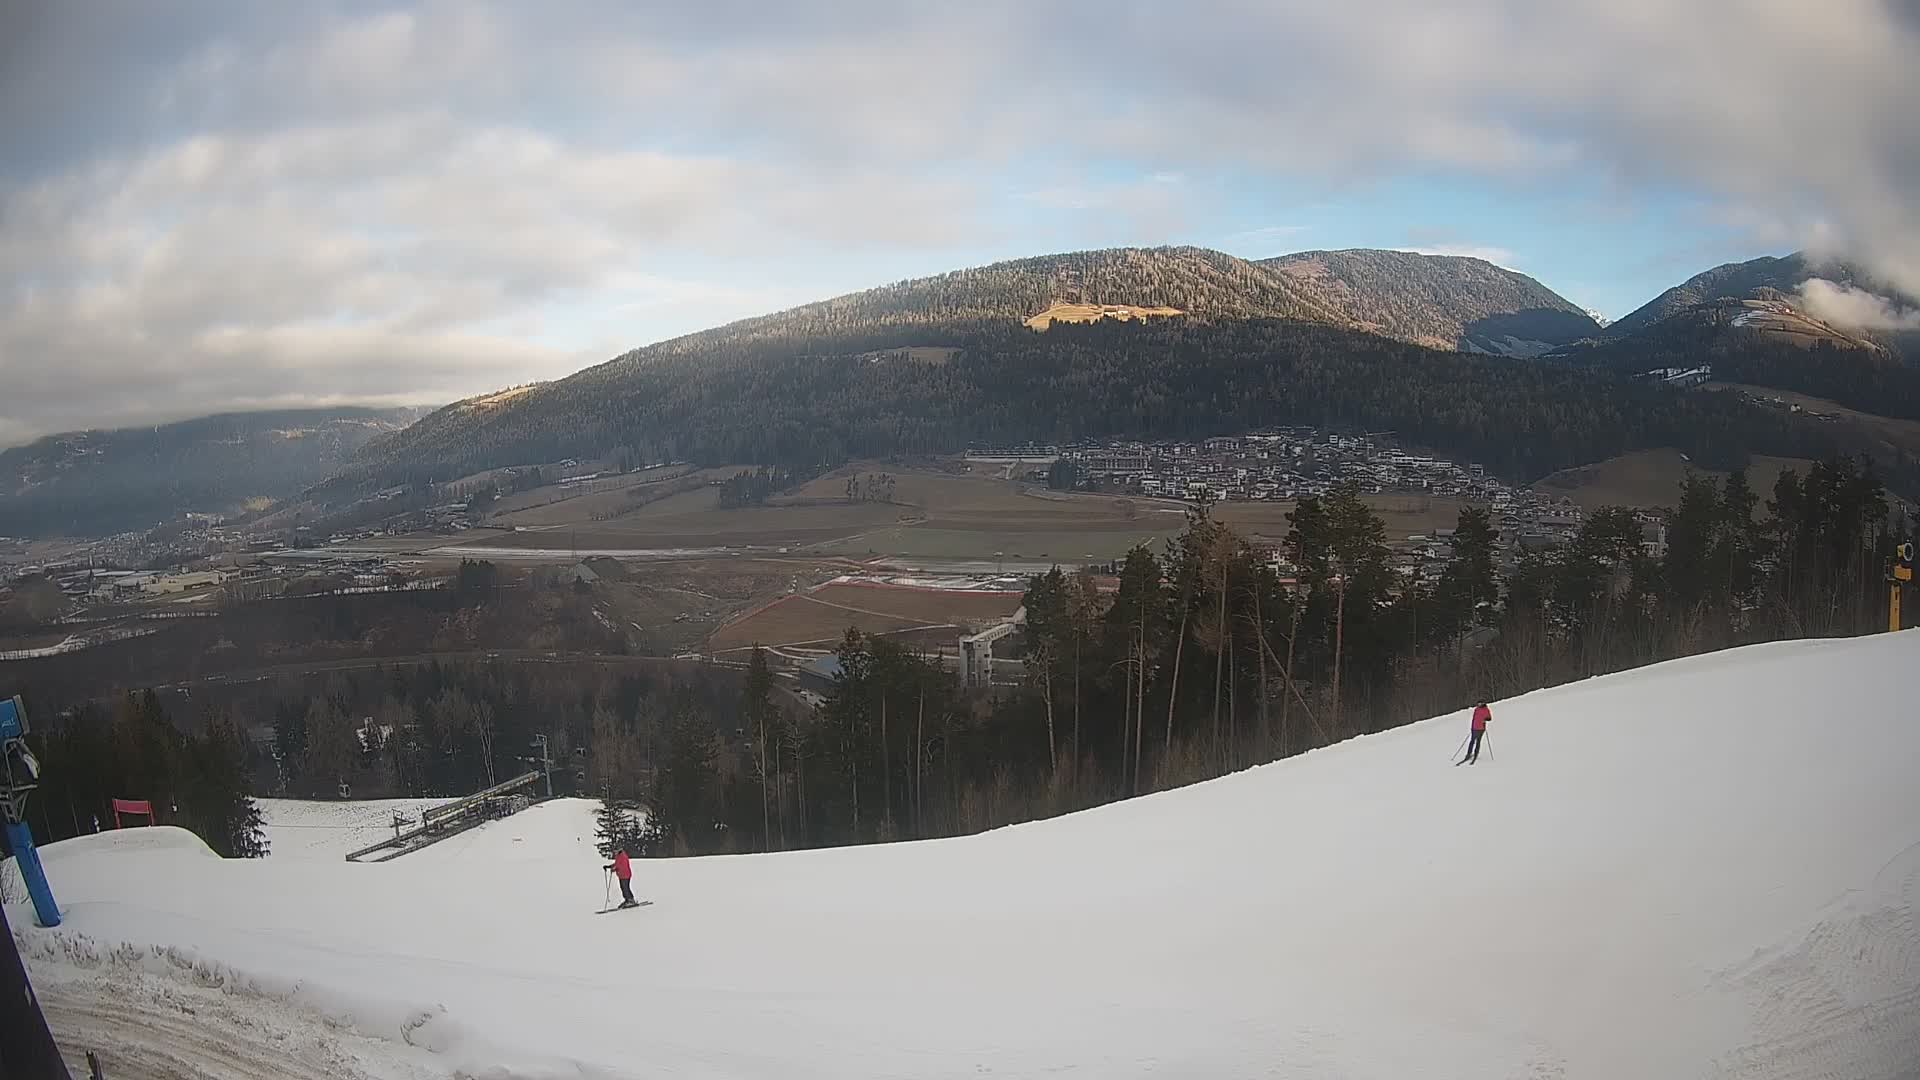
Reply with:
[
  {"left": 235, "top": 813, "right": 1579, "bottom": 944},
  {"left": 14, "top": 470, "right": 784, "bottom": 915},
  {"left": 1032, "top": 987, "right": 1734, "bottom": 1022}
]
[
  {"left": 1465, "top": 702, "right": 1491, "bottom": 764},
  {"left": 607, "top": 849, "right": 635, "bottom": 907}
]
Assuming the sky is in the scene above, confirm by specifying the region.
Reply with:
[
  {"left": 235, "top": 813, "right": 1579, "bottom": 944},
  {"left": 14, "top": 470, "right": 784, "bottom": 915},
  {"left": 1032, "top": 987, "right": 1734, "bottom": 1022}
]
[{"left": 2, "top": 1, "right": 1918, "bottom": 446}]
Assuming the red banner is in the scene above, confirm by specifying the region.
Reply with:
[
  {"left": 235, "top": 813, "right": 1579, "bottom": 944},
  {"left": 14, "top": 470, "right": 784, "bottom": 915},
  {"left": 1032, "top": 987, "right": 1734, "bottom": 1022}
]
[{"left": 112, "top": 798, "right": 154, "bottom": 827}]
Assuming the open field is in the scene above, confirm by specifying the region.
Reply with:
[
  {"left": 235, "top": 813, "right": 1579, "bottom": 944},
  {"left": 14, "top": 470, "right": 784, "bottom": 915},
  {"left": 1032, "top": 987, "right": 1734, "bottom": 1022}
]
[
  {"left": 475, "top": 467, "right": 1143, "bottom": 557},
  {"left": 579, "top": 555, "right": 853, "bottom": 651},
  {"left": 817, "top": 526, "right": 1178, "bottom": 562},
  {"left": 427, "top": 465, "right": 1474, "bottom": 567},
  {"left": 708, "top": 578, "right": 1023, "bottom": 654},
  {"left": 1024, "top": 301, "right": 1184, "bottom": 330},
  {"left": 809, "top": 581, "right": 1023, "bottom": 624},
  {"left": 460, "top": 384, "right": 537, "bottom": 411},
  {"left": 1532, "top": 448, "right": 1812, "bottom": 512},
  {"left": 488, "top": 464, "right": 710, "bottom": 524},
  {"left": 709, "top": 595, "right": 946, "bottom": 652},
  {"left": 1708, "top": 382, "right": 1920, "bottom": 459}
]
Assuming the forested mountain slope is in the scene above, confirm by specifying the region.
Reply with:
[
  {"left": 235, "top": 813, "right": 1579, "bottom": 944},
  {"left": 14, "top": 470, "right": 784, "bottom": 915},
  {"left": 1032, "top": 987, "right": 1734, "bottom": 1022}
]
[
  {"left": 1261, "top": 248, "right": 1599, "bottom": 355},
  {"left": 1, "top": 407, "right": 422, "bottom": 537},
  {"left": 584, "top": 246, "right": 1337, "bottom": 362},
  {"left": 346, "top": 318, "right": 1839, "bottom": 491}
]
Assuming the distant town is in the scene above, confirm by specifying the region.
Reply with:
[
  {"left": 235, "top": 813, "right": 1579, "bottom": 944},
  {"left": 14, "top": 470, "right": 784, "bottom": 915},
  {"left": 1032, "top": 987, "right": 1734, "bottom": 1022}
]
[{"left": 969, "top": 427, "right": 1644, "bottom": 577}]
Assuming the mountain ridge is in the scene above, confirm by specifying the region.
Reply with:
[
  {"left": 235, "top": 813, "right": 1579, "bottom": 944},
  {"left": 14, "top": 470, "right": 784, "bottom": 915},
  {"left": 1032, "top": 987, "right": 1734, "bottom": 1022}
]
[
  {"left": 342, "top": 246, "right": 1618, "bottom": 488},
  {"left": 570, "top": 245, "right": 1592, "bottom": 374},
  {"left": 1260, "top": 248, "right": 1600, "bottom": 356},
  {"left": 606, "top": 246, "right": 1339, "bottom": 359},
  {"left": 1605, "top": 252, "right": 1919, "bottom": 353},
  {"left": 1, "top": 406, "right": 426, "bottom": 537}
]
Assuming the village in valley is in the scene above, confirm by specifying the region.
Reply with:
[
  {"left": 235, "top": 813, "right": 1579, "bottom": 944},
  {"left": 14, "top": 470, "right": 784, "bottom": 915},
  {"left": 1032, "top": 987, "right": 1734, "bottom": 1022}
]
[
  {"left": 1, "top": 427, "right": 1661, "bottom": 681},
  {"left": 976, "top": 427, "right": 1638, "bottom": 570}
]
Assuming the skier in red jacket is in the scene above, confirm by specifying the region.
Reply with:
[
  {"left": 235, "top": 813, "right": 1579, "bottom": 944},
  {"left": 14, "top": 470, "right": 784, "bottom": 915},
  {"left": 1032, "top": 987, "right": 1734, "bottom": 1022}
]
[
  {"left": 1463, "top": 702, "right": 1492, "bottom": 764},
  {"left": 606, "top": 849, "right": 636, "bottom": 908}
]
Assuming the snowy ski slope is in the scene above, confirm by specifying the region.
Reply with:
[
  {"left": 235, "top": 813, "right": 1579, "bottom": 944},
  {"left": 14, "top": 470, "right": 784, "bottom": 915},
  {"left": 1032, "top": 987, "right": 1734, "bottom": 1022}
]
[{"left": 13, "top": 632, "right": 1920, "bottom": 1078}]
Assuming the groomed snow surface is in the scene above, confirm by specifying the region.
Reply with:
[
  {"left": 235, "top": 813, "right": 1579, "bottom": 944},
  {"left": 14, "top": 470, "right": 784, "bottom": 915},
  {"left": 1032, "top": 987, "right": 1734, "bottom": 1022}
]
[{"left": 13, "top": 632, "right": 1920, "bottom": 1079}]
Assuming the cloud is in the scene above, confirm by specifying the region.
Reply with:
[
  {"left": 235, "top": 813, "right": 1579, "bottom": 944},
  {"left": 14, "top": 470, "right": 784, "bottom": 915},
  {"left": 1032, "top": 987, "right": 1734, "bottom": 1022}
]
[
  {"left": 1797, "top": 278, "right": 1920, "bottom": 331},
  {"left": 2, "top": 1, "right": 1918, "bottom": 441},
  {"left": 0, "top": 110, "right": 987, "bottom": 442}
]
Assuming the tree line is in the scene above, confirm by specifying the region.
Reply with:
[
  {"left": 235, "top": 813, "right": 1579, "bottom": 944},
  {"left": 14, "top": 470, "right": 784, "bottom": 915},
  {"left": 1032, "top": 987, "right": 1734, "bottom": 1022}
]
[
  {"left": 619, "top": 455, "right": 1908, "bottom": 858},
  {"left": 718, "top": 465, "right": 819, "bottom": 508},
  {"left": 10, "top": 656, "right": 748, "bottom": 861},
  {"left": 8, "top": 690, "right": 267, "bottom": 860}
]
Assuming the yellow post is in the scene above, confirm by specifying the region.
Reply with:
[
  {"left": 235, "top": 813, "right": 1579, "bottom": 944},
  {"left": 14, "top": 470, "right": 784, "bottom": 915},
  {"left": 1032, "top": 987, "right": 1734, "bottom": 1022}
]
[
  {"left": 1893, "top": 543, "right": 1915, "bottom": 633},
  {"left": 1893, "top": 553, "right": 1913, "bottom": 633}
]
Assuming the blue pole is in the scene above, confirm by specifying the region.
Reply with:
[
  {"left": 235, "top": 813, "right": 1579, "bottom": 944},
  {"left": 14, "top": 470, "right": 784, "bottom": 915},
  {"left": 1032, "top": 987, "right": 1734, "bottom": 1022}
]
[{"left": 3, "top": 821, "right": 59, "bottom": 928}]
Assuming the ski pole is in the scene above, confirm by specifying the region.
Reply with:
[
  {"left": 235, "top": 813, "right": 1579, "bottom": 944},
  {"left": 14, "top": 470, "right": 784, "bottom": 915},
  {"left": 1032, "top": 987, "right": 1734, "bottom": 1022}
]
[
  {"left": 1482, "top": 732, "right": 1492, "bottom": 762},
  {"left": 1449, "top": 733, "right": 1469, "bottom": 764},
  {"left": 603, "top": 867, "right": 611, "bottom": 911}
]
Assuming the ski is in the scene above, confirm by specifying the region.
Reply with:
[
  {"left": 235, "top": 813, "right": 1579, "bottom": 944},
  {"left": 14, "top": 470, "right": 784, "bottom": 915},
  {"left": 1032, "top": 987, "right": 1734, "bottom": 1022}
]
[{"left": 594, "top": 900, "right": 653, "bottom": 914}]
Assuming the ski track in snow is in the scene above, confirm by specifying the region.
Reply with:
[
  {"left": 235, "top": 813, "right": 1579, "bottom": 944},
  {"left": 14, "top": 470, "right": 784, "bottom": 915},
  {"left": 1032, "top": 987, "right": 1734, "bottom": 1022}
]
[{"left": 1708, "top": 840, "right": 1920, "bottom": 1080}]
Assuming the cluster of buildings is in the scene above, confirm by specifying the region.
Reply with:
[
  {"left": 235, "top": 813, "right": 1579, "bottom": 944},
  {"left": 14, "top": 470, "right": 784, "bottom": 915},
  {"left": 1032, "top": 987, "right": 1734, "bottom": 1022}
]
[
  {"left": 1061, "top": 432, "right": 1507, "bottom": 503},
  {"left": 45, "top": 520, "right": 247, "bottom": 570},
  {"left": 2, "top": 551, "right": 421, "bottom": 617},
  {"left": 1634, "top": 365, "right": 1714, "bottom": 389},
  {"left": 1008, "top": 430, "right": 1572, "bottom": 512},
  {"left": 0, "top": 561, "right": 224, "bottom": 601},
  {"left": 66, "top": 568, "right": 232, "bottom": 601},
  {"left": 975, "top": 430, "right": 1659, "bottom": 577}
]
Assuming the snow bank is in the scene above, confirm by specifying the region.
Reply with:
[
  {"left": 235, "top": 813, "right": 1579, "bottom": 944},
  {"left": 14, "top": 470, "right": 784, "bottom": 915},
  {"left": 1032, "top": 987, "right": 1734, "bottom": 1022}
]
[
  {"left": 35, "top": 824, "right": 219, "bottom": 865},
  {"left": 9, "top": 827, "right": 218, "bottom": 900},
  {"left": 14, "top": 632, "right": 1920, "bottom": 1079}
]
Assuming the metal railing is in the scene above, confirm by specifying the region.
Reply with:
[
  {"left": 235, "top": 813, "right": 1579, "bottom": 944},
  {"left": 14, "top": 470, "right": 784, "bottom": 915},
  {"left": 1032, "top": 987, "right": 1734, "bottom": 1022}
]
[{"left": 343, "top": 771, "right": 542, "bottom": 863}]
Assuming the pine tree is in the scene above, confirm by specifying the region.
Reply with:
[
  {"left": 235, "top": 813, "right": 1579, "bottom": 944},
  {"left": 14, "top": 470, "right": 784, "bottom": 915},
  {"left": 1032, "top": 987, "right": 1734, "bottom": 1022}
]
[
  {"left": 297, "top": 700, "right": 359, "bottom": 798},
  {"left": 648, "top": 707, "right": 720, "bottom": 854},
  {"left": 741, "top": 647, "right": 776, "bottom": 850},
  {"left": 1717, "top": 469, "right": 1762, "bottom": 608},
  {"left": 1432, "top": 505, "right": 1501, "bottom": 643},
  {"left": 192, "top": 715, "right": 270, "bottom": 858},
  {"left": 593, "top": 788, "right": 641, "bottom": 859},
  {"left": 1663, "top": 471, "right": 1721, "bottom": 612}
]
